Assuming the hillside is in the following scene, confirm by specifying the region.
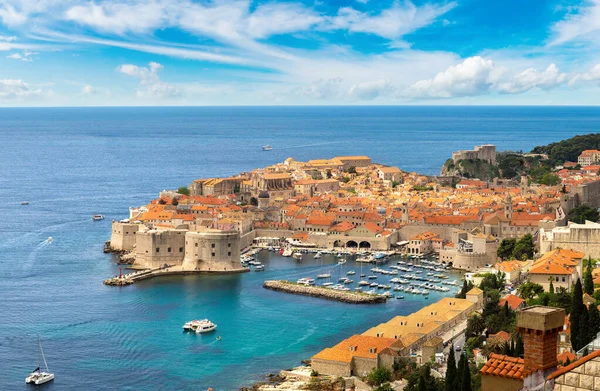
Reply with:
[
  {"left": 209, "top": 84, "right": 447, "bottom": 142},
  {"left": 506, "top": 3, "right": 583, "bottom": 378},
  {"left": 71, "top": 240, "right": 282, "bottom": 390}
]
[{"left": 531, "top": 133, "right": 600, "bottom": 164}]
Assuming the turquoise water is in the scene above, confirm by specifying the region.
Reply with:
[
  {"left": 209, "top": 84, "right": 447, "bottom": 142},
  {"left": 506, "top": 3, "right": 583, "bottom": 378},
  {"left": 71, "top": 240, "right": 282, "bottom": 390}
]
[{"left": 1, "top": 106, "right": 599, "bottom": 390}]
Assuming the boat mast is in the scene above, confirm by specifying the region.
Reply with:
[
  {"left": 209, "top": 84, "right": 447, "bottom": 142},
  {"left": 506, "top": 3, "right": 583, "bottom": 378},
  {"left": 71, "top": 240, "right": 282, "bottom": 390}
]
[
  {"left": 37, "top": 335, "right": 40, "bottom": 371},
  {"left": 39, "top": 336, "right": 49, "bottom": 372}
]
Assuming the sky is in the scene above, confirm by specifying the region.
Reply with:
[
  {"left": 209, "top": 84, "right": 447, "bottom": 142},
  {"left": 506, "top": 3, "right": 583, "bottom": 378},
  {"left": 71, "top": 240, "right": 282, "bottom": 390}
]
[{"left": 1, "top": 0, "right": 600, "bottom": 106}]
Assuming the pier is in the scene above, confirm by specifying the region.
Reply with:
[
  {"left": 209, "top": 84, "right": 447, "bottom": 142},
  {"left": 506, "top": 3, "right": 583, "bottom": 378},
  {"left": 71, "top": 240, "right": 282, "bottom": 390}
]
[
  {"left": 103, "top": 265, "right": 248, "bottom": 286},
  {"left": 263, "top": 280, "right": 388, "bottom": 304}
]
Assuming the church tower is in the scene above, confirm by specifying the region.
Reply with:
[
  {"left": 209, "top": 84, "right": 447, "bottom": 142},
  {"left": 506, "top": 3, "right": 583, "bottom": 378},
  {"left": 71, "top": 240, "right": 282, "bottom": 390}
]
[{"left": 504, "top": 194, "right": 513, "bottom": 220}]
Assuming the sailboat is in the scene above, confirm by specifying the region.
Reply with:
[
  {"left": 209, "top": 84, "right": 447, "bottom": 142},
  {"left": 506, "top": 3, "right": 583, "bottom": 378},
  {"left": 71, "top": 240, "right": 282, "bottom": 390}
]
[{"left": 25, "top": 336, "right": 54, "bottom": 385}]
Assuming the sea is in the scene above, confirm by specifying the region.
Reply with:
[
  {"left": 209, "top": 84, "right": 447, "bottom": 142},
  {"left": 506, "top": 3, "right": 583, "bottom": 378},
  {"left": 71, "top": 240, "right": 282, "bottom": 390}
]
[{"left": 1, "top": 106, "right": 599, "bottom": 390}]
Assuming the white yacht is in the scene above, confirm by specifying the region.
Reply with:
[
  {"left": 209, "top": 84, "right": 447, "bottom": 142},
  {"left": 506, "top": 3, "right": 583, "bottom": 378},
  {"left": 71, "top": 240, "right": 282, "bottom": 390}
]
[
  {"left": 195, "top": 319, "right": 217, "bottom": 333},
  {"left": 262, "top": 145, "right": 273, "bottom": 151},
  {"left": 25, "top": 336, "right": 54, "bottom": 385},
  {"left": 254, "top": 265, "right": 265, "bottom": 271},
  {"left": 316, "top": 273, "right": 331, "bottom": 279},
  {"left": 346, "top": 270, "right": 356, "bottom": 275},
  {"left": 297, "top": 277, "right": 316, "bottom": 286},
  {"left": 337, "top": 259, "right": 347, "bottom": 265},
  {"left": 92, "top": 214, "right": 105, "bottom": 221},
  {"left": 183, "top": 319, "right": 206, "bottom": 331},
  {"left": 313, "top": 252, "right": 322, "bottom": 259},
  {"left": 293, "top": 252, "right": 303, "bottom": 261}
]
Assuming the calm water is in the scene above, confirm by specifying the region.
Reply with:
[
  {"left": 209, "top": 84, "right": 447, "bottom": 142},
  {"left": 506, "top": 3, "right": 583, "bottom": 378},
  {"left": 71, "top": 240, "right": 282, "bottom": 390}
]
[{"left": 1, "top": 106, "right": 599, "bottom": 390}]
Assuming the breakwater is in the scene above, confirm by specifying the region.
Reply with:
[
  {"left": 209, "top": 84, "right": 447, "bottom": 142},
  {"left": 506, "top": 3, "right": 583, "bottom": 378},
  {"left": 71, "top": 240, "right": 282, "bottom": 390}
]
[{"left": 263, "top": 280, "right": 387, "bottom": 304}]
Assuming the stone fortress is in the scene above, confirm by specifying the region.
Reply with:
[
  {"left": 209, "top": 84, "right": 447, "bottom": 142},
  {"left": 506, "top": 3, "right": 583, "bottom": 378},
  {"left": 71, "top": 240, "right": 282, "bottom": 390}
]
[{"left": 451, "top": 144, "right": 497, "bottom": 165}]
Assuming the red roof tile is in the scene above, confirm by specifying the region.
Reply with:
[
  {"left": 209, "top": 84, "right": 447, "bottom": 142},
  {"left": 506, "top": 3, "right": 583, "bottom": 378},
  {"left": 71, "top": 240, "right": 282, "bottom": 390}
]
[{"left": 480, "top": 353, "right": 524, "bottom": 380}]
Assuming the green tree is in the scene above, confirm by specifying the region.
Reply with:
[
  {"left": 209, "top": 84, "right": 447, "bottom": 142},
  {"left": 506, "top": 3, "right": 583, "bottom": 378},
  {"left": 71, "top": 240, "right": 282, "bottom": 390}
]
[
  {"left": 580, "top": 305, "right": 591, "bottom": 348},
  {"left": 517, "top": 281, "right": 544, "bottom": 300},
  {"left": 418, "top": 375, "right": 427, "bottom": 391},
  {"left": 326, "top": 169, "right": 332, "bottom": 179},
  {"left": 549, "top": 278, "right": 555, "bottom": 294},
  {"left": 249, "top": 197, "right": 258, "bottom": 206},
  {"left": 348, "top": 166, "right": 357, "bottom": 174},
  {"left": 466, "top": 314, "right": 485, "bottom": 338},
  {"left": 479, "top": 272, "right": 506, "bottom": 292},
  {"left": 177, "top": 186, "right": 190, "bottom": 196},
  {"left": 512, "top": 234, "right": 534, "bottom": 261},
  {"left": 445, "top": 344, "right": 457, "bottom": 391},
  {"left": 497, "top": 238, "right": 517, "bottom": 260},
  {"left": 405, "top": 364, "right": 443, "bottom": 391},
  {"left": 588, "top": 304, "right": 600, "bottom": 343},
  {"left": 367, "top": 367, "right": 391, "bottom": 386},
  {"left": 374, "top": 384, "right": 394, "bottom": 391},
  {"left": 571, "top": 279, "right": 585, "bottom": 351},
  {"left": 568, "top": 205, "right": 600, "bottom": 224},
  {"left": 171, "top": 197, "right": 179, "bottom": 206},
  {"left": 538, "top": 173, "right": 561, "bottom": 186},
  {"left": 585, "top": 257, "right": 595, "bottom": 295},
  {"left": 456, "top": 280, "right": 474, "bottom": 299},
  {"left": 457, "top": 353, "right": 472, "bottom": 391},
  {"left": 158, "top": 198, "right": 167, "bottom": 205}
]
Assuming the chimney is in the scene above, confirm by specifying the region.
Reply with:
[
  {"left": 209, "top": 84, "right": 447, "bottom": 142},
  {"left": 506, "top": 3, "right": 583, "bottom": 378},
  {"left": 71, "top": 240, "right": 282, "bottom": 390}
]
[{"left": 517, "top": 306, "right": 565, "bottom": 375}]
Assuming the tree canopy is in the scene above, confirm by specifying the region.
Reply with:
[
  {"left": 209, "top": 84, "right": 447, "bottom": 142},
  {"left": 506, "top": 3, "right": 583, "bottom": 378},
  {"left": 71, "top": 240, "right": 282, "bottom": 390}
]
[
  {"left": 177, "top": 186, "right": 190, "bottom": 196},
  {"left": 568, "top": 205, "right": 600, "bottom": 224}
]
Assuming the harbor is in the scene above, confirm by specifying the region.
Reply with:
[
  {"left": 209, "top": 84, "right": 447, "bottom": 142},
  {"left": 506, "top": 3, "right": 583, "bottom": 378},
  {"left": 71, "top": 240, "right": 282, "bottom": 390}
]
[{"left": 263, "top": 280, "right": 388, "bottom": 304}]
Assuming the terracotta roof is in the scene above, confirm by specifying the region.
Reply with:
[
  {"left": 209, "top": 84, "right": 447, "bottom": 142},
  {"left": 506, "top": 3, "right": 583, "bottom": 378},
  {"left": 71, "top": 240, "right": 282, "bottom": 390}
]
[
  {"left": 548, "top": 349, "right": 600, "bottom": 380},
  {"left": 557, "top": 351, "right": 577, "bottom": 365},
  {"left": 499, "top": 295, "right": 525, "bottom": 311},
  {"left": 467, "top": 287, "right": 483, "bottom": 295},
  {"left": 329, "top": 221, "right": 355, "bottom": 232},
  {"left": 480, "top": 353, "right": 524, "bottom": 380},
  {"left": 312, "top": 334, "right": 400, "bottom": 363},
  {"left": 489, "top": 330, "right": 511, "bottom": 342}
]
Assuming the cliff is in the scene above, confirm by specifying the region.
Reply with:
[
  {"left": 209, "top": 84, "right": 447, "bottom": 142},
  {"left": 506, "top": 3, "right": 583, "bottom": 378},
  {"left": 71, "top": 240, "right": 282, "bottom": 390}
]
[{"left": 440, "top": 158, "right": 499, "bottom": 181}]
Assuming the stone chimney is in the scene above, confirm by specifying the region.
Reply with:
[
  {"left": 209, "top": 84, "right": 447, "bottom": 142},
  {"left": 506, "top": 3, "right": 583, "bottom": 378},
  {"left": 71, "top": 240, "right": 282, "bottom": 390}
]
[{"left": 517, "top": 306, "right": 565, "bottom": 375}]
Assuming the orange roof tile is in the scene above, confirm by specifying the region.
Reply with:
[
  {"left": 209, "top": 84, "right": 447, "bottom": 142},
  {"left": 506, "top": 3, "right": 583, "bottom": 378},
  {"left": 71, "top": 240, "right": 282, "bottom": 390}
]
[
  {"left": 499, "top": 295, "right": 525, "bottom": 311},
  {"left": 480, "top": 353, "right": 524, "bottom": 380},
  {"left": 312, "top": 334, "right": 399, "bottom": 363}
]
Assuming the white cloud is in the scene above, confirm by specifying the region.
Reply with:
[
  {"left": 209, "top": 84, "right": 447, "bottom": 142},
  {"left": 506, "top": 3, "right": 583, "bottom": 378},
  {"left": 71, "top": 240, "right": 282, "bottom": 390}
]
[
  {"left": 65, "top": 1, "right": 174, "bottom": 35},
  {"left": 6, "top": 51, "right": 35, "bottom": 61},
  {"left": 300, "top": 78, "right": 343, "bottom": 99},
  {"left": 550, "top": 0, "right": 600, "bottom": 45},
  {"left": 403, "top": 56, "right": 502, "bottom": 98},
  {"left": 0, "top": 79, "right": 43, "bottom": 100},
  {"left": 497, "top": 64, "right": 567, "bottom": 94},
  {"left": 117, "top": 61, "right": 181, "bottom": 99},
  {"left": 81, "top": 84, "right": 97, "bottom": 95},
  {"left": 348, "top": 79, "right": 393, "bottom": 100},
  {"left": 570, "top": 64, "right": 600, "bottom": 86},
  {"left": 325, "top": 1, "right": 456, "bottom": 40},
  {"left": 0, "top": 35, "right": 17, "bottom": 42}
]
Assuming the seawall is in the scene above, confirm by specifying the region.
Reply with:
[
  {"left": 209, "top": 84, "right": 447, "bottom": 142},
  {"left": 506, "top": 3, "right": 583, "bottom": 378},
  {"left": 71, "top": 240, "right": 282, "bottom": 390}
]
[{"left": 263, "top": 280, "right": 387, "bottom": 304}]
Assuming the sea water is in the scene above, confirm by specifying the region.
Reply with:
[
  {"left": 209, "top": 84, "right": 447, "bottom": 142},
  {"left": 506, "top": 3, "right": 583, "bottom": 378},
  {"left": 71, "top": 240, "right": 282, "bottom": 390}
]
[{"left": 1, "top": 106, "right": 598, "bottom": 390}]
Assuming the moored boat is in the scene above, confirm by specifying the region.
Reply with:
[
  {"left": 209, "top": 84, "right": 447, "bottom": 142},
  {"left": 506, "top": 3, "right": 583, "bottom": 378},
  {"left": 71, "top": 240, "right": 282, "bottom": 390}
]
[
  {"left": 25, "top": 336, "right": 54, "bottom": 385},
  {"left": 195, "top": 319, "right": 217, "bottom": 333},
  {"left": 92, "top": 214, "right": 105, "bottom": 221}
]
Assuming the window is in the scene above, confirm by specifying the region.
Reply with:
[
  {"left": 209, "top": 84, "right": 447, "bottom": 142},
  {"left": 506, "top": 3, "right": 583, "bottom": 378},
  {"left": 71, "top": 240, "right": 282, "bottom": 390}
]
[
  {"left": 167, "top": 247, "right": 171, "bottom": 253},
  {"left": 156, "top": 248, "right": 160, "bottom": 253},
  {"left": 179, "top": 247, "right": 183, "bottom": 253},
  {"left": 228, "top": 243, "right": 231, "bottom": 248},
  {"left": 212, "top": 243, "right": 215, "bottom": 248},
  {"left": 556, "top": 276, "right": 559, "bottom": 282},
  {"left": 195, "top": 243, "right": 198, "bottom": 247},
  {"left": 212, "top": 252, "right": 215, "bottom": 257},
  {"left": 228, "top": 252, "right": 231, "bottom": 256},
  {"left": 560, "top": 335, "right": 566, "bottom": 342},
  {"left": 562, "top": 277, "right": 566, "bottom": 282}
]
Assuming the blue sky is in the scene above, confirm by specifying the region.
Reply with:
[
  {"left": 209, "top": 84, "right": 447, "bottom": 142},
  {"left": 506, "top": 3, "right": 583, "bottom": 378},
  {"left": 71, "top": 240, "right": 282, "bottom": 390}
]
[{"left": 0, "top": 0, "right": 599, "bottom": 106}]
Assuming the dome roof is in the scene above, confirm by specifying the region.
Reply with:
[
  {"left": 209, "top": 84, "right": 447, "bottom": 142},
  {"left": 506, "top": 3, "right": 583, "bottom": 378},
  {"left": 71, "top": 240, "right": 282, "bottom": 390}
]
[{"left": 258, "top": 191, "right": 270, "bottom": 199}]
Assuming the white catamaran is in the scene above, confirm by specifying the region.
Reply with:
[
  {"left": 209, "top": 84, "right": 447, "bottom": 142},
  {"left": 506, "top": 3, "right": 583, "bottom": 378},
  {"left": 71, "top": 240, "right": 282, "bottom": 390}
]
[{"left": 25, "top": 336, "right": 54, "bottom": 385}]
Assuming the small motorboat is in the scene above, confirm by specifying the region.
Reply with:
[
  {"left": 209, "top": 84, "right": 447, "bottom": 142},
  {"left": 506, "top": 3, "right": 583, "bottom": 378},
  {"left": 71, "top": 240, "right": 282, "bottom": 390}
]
[
  {"left": 317, "top": 273, "right": 331, "bottom": 279},
  {"left": 396, "top": 295, "right": 404, "bottom": 299},
  {"left": 338, "top": 259, "right": 347, "bottom": 265},
  {"left": 254, "top": 265, "right": 265, "bottom": 271},
  {"left": 25, "top": 336, "right": 54, "bottom": 385},
  {"left": 314, "top": 252, "right": 322, "bottom": 259},
  {"left": 92, "top": 214, "right": 105, "bottom": 221},
  {"left": 346, "top": 270, "right": 356, "bottom": 275},
  {"left": 195, "top": 320, "right": 217, "bottom": 333},
  {"left": 46, "top": 237, "right": 53, "bottom": 243},
  {"left": 297, "top": 277, "right": 315, "bottom": 286},
  {"left": 293, "top": 252, "right": 303, "bottom": 261},
  {"left": 262, "top": 145, "right": 273, "bottom": 151},
  {"left": 21, "top": 201, "right": 29, "bottom": 205}
]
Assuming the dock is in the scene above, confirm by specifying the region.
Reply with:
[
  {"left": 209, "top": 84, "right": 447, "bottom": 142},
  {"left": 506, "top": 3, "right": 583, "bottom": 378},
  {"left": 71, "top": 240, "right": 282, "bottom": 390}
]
[
  {"left": 263, "top": 280, "right": 388, "bottom": 304},
  {"left": 103, "top": 265, "right": 249, "bottom": 286}
]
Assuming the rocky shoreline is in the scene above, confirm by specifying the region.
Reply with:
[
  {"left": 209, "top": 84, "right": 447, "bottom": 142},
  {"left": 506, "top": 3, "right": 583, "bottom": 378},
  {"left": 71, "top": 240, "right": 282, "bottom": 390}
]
[{"left": 263, "top": 280, "right": 387, "bottom": 304}]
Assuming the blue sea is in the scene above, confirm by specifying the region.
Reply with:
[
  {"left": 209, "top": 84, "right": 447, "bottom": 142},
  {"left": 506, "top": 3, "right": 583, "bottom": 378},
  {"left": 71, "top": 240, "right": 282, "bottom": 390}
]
[{"left": 1, "top": 106, "right": 599, "bottom": 390}]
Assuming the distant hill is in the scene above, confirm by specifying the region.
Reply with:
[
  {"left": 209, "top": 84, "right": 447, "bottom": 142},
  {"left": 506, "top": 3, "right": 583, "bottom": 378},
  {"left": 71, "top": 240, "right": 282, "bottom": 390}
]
[
  {"left": 531, "top": 133, "right": 600, "bottom": 164},
  {"left": 440, "top": 133, "right": 600, "bottom": 183}
]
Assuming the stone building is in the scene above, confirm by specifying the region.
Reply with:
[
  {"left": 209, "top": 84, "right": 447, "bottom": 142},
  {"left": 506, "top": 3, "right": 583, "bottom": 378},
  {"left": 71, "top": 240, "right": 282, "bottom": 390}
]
[
  {"left": 541, "top": 221, "right": 600, "bottom": 258},
  {"left": 335, "top": 156, "right": 372, "bottom": 170},
  {"left": 577, "top": 150, "right": 600, "bottom": 166},
  {"left": 451, "top": 144, "right": 496, "bottom": 165},
  {"left": 109, "top": 221, "right": 141, "bottom": 251},
  {"left": 181, "top": 230, "right": 241, "bottom": 272},
  {"left": 190, "top": 177, "right": 244, "bottom": 196}
]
